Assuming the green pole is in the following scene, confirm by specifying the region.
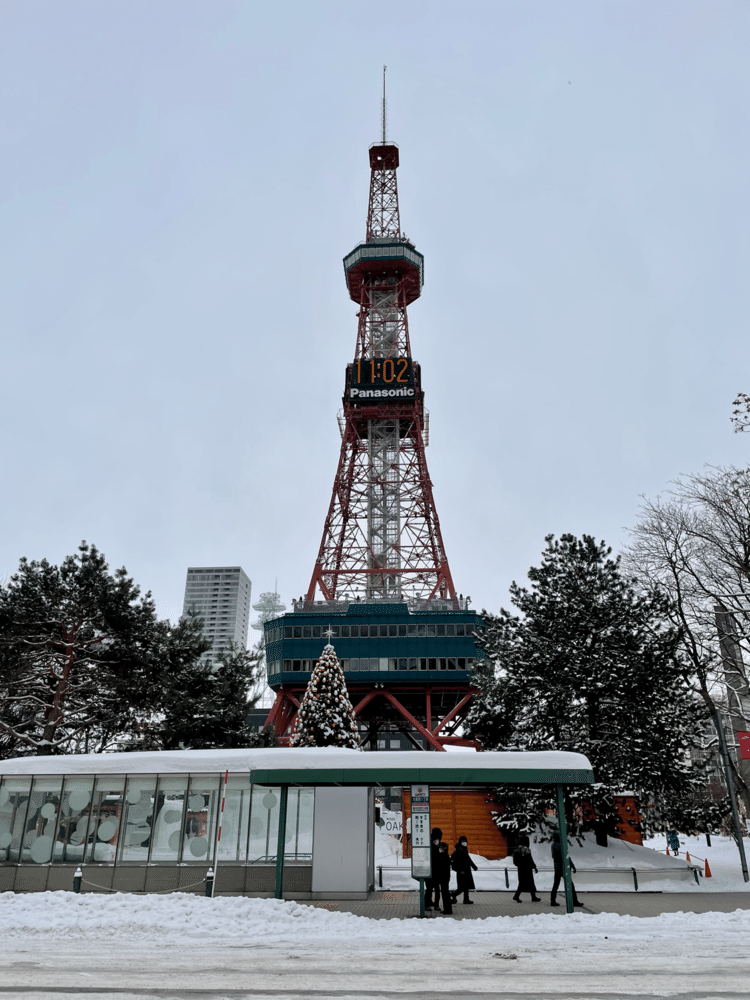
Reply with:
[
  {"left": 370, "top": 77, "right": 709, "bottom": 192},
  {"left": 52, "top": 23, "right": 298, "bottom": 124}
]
[
  {"left": 556, "top": 784, "right": 574, "bottom": 914},
  {"left": 419, "top": 878, "right": 425, "bottom": 918},
  {"left": 274, "top": 785, "right": 289, "bottom": 900}
]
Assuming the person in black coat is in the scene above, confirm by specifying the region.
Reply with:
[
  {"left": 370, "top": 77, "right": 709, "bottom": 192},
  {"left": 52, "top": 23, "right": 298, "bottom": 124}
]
[
  {"left": 436, "top": 841, "right": 453, "bottom": 914},
  {"left": 550, "top": 828, "right": 584, "bottom": 907},
  {"left": 424, "top": 827, "right": 442, "bottom": 911},
  {"left": 512, "top": 834, "right": 541, "bottom": 902},
  {"left": 450, "top": 835, "right": 478, "bottom": 904}
]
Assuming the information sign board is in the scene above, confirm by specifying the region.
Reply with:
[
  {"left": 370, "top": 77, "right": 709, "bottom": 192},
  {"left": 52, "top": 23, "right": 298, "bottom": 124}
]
[
  {"left": 739, "top": 731, "right": 750, "bottom": 760},
  {"left": 410, "top": 784, "right": 431, "bottom": 880}
]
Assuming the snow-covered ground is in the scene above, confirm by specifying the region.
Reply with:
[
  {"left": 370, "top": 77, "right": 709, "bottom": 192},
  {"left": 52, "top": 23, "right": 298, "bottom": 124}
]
[
  {"left": 5, "top": 825, "right": 750, "bottom": 997},
  {"left": 374, "top": 828, "right": 750, "bottom": 892},
  {"left": 3, "top": 891, "right": 749, "bottom": 998},
  {"left": 0, "top": 888, "right": 747, "bottom": 943}
]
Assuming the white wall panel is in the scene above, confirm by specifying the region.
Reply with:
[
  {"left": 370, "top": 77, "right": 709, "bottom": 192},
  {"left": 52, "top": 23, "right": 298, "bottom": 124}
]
[{"left": 312, "top": 786, "right": 368, "bottom": 893}]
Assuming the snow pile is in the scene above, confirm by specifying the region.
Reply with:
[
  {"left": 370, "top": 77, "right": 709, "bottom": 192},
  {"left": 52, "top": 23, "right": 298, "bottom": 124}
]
[
  {"left": 644, "top": 832, "right": 750, "bottom": 893},
  {"left": 2, "top": 891, "right": 749, "bottom": 946},
  {"left": 373, "top": 829, "right": 750, "bottom": 892}
]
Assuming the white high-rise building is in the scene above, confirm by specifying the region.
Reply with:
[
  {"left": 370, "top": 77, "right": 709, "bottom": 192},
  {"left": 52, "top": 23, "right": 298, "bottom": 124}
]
[{"left": 182, "top": 567, "right": 252, "bottom": 664}]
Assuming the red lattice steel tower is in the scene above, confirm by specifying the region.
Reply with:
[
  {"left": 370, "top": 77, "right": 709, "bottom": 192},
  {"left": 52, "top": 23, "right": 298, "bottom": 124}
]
[{"left": 306, "top": 140, "right": 456, "bottom": 606}]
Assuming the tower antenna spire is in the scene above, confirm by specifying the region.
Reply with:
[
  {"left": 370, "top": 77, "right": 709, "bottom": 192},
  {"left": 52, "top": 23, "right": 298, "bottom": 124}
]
[{"left": 381, "top": 65, "right": 387, "bottom": 144}]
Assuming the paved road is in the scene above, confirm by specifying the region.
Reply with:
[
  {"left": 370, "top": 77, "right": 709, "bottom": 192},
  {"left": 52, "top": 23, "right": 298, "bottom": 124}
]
[
  {"left": 0, "top": 987, "right": 747, "bottom": 1000},
  {"left": 3, "top": 935, "right": 747, "bottom": 1000}
]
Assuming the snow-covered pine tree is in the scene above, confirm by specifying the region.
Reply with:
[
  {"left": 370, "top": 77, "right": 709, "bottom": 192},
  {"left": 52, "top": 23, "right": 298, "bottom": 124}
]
[
  {"left": 466, "top": 534, "right": 722, "bottom": 840},
  {"left": 291, "top": 643, "right": 360, "bottom": 748},
  {"left": 0, "top": 543, "right": 269, "bottom": 756}
]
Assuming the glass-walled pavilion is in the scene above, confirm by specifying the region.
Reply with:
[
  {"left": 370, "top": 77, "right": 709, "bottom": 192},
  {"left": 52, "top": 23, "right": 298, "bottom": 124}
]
[{"left": 0, "top": 747, "right": 594, "bottom": 901}]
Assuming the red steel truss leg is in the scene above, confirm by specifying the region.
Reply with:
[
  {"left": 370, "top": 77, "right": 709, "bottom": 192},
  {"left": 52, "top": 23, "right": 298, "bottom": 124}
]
[
  {"left": 353, "top": 690, "right": 379, "bottom": 715},
  {"left": 433, "top": 692, "right": 475, "bottom": 736},
  {"left": 380, "top": 689, "right": 445, "bottom": 752},
  {"left": 277, "top": 696, "right": 300, "bottom": 739},
  {"left": 265, "top": 691, "right": 285, "bottom": 732},
  {"left": 438, "top": 736, "right": 482, "bottom": 749}
]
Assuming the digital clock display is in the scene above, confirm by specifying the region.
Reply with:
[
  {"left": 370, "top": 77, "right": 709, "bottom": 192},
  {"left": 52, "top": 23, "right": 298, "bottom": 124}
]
[{"left": 348, "top": 357, "right": 416, "bottom": 403}]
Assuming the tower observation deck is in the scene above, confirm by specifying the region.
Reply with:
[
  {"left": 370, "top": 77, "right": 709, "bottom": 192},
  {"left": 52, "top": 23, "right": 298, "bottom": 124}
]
[{"left": 264, "top": 133, "right": 483, "bottom": 750}]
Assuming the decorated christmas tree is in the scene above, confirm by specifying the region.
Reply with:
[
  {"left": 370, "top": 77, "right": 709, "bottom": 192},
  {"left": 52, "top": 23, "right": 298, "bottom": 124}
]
[{"left": 291, "top": 642, "right": 361, "bottom": 748}]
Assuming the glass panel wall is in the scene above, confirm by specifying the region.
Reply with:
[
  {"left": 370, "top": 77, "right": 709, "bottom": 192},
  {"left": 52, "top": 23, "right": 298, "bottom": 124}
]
[
  {"left": 22, "top": 777, "right": 63, "bottom": 864},
  {"left": 84, "top": 775, "right": 125, "bottom": 863},
  {"left": 0, "top": 773, "right": 314, "bottom": 868},
  {"left": 246, "top": 786, "right": 314, "bottom": 863},
  {"left": 247, "top": 786, "right": 280, "bottom": 863},
  {"left": 54, "top": 776, "right": 96, "bottom": 863},
  {"left": 150, "top": 775, "right": 188, "bottom": 862},
  {"left": 118, "top": 776, "right": 157, "bottom": 863},
  {"left": 284, "top": 788, "right": 314, "bottom": 861},
  {"left": 0, "top": 777, "right": 31, "bottom": 862},
  {"left": 182, "top": 775, "right": 221, "bottom": 863},
  {"left": 218, "top": 774, "right": 252, "bottom": 862}
]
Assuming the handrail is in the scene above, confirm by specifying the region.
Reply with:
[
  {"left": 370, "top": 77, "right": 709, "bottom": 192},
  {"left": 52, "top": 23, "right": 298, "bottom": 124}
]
[{"left": 376, "top": 863, "right": 703, "bottom": 890}]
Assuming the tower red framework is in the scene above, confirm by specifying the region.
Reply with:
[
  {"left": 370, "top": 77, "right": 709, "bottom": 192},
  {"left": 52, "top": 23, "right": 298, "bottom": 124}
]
[
  {"left": 263, "top": 134, "right": 480, "bottom": 756},
  {"left": 306, "top": 142, "right": 456, "bottom": 606}
]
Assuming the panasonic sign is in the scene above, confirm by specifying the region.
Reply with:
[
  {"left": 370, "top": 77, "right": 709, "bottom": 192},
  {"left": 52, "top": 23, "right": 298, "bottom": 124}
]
[{"left": 349, "top": 387, "right": 416, "bottom": 399}]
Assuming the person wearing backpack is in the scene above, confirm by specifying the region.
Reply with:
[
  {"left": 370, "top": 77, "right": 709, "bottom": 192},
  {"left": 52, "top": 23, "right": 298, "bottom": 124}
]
[
  {"left": 449, "top": 835, "right": 478, "bottom": 905},
  {"left": 511, "top": 834, "right": 541, "bottom": 903}
]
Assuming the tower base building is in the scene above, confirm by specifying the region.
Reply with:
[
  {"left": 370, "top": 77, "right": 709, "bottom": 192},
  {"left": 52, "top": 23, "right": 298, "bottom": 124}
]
[{"left": 263, "top": 599, "right": 484, "bottom": 755}]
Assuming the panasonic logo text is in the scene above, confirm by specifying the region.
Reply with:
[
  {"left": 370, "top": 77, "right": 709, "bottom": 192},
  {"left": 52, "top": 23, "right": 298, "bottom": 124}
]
[{"left": 349, "top": 388, "right": 415, "bottom": 399}]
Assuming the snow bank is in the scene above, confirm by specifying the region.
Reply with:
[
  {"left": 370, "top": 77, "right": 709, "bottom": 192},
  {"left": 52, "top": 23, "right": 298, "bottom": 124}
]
[
  {"left": 2, "top": 891, "right": 748, "bottom": 945},
  {"left": 374, "top": 830, "right": 750, "bottom": 892}
]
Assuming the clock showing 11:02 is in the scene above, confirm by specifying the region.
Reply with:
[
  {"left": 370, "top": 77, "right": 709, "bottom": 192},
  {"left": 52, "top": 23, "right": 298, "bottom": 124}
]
[{"left": 347, "top": 357, "right": 417, "bottom": 402}]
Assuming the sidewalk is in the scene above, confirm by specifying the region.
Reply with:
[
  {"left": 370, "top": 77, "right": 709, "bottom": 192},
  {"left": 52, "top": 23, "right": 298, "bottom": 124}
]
[{"left": 302, "top": 889, "right": 750, "bottom": 919}]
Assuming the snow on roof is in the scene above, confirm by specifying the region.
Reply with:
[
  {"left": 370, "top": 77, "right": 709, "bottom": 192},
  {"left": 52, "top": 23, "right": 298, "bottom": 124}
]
[{"left": 0, "top": 747, "right": 594, "bottom": 785}]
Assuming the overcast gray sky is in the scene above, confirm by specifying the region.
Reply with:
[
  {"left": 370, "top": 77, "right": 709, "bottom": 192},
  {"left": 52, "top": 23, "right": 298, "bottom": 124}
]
[{"left": 1, "top": 0, "right": 748, "bottom": 626}]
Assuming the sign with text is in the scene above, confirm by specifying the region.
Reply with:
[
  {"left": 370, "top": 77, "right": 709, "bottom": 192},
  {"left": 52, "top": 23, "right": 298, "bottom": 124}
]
[
  {"left": 739, "top": 731, "right": 750, "bottom": 760},
  {"left": 410, "top": 784, "right": 431, "bottom": 879}
]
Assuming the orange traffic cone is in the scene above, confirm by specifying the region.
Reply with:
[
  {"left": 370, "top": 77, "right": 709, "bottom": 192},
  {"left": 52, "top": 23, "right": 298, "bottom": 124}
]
[
  {"left": 665, "top": 846, "right": 670, "bottom": 855},
  {"left": 686, "top": 852, "right": 691, "bottom": 862},
  {"left": 704, "top": 859, "right": 712, "bottom": 878}
]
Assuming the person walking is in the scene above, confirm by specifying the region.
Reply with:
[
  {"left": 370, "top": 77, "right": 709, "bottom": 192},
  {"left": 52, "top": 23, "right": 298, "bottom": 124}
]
[
  {"left": 550, "top": 828, "right": 584, "bottom": 907},
  {"left": 437, "top": 841, "right": 453, "bottom": 915},
  {"left": 424, "top": 827, "right": 442, "bottom": 911},
  {"left": 450, "top": 835, "right": 478, "bottom": 905},
  {"left": 512, "top": 834, "right": 541, "bottom": 903}
]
